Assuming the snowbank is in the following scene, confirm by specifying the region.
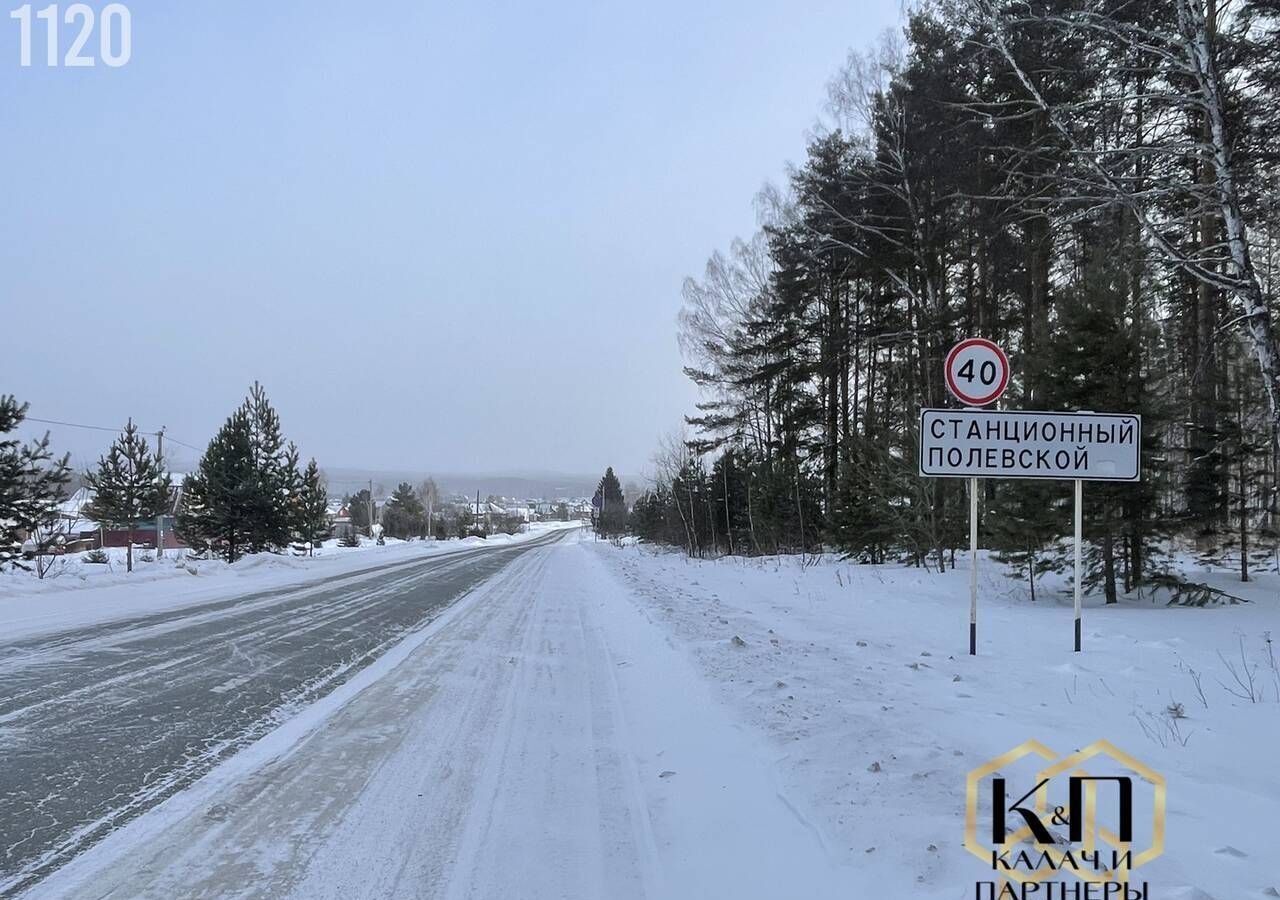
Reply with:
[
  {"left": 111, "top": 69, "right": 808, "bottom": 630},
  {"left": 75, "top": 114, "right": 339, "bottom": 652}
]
[
  {"left": 592, "top": 540, "right": 1280, "bottom": 899},
  {"left": 0, "top": 521, "right": 582, "bottom": 641}
]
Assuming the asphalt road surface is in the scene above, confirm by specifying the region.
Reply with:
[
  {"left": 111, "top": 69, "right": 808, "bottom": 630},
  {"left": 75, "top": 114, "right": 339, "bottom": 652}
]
[{"left": 0, "top": 530, "right": 568, "bottom": 897}]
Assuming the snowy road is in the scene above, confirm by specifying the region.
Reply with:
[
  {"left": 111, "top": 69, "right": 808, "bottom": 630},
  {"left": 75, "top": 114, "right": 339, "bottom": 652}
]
[
  {"left": 0, "top": 530, "right": 569, "bottom": 897},
  {"left": 21, "top": 535, "right": 850, "bottom": 900}
]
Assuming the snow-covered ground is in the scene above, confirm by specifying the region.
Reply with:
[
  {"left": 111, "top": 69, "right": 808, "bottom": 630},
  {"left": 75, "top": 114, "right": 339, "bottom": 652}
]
[
  {"left": 13, "top": 530, "right": 1279, "bottom": 899},
  {"left": 0, "top": 522, "right": 580, "bottom": 641},
  {"left": 600, "top": 542, "right": 1280, "bottom": 899}
]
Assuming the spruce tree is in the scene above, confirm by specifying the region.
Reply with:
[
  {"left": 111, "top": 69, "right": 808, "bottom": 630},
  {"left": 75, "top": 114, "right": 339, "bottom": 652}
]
[
  {"left": 0, "top": 395, "right": 71, "bottom": 570},
  {"left": 82, "top": 419, "right": 172, "bottom": 573},
  {"left": 990, "top": 481, "right": 1068, "bottom": 602},
  {"left": 709, "top": 450, "right": 752, "bottom": 556},
  {"left": 1040, "top": 245, "right": 1167, "bottom": 603},
  {"left": 595, "top": 467, "right": 626, "bottom": 538}
]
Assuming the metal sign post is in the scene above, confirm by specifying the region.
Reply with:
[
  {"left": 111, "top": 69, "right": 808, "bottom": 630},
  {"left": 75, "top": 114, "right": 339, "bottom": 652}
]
[
  {"left": 1074, "top": 478, "right": 1083, "bottom": 653},
  {"left": 969, "top": 476, "right": 979, "bottom": 656},
  {"left": 942, "top": 340, "right": 1011, "bottom": 658}
]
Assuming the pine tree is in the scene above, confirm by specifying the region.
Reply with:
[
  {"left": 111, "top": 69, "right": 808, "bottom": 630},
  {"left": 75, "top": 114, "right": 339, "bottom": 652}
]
[
  {"left": 382, "top": 481, "right": 425, "bottom": 539},
  {"left": 177, "top": 406, "right": 256, "bottom": 561},
  {"left": 454, "top": 505, "right": 472, "bottom": 539},
  {"left": 293, "top": 458, "right": 329, "bottom": 556},
  {"left": 179, "top": 384, "right": 302, "bottom": 561},
  {"left": 243, "top": 382, "right": 295, "bottom": 553},
  {"left": 0, "top": 395, "right": 71, "bottom": 571},
  {"left": 82, "top": 419, "right": 172, "bottom": 573},
  {"left": 345, "top": 489, "right": 373, "bottom": 531}
]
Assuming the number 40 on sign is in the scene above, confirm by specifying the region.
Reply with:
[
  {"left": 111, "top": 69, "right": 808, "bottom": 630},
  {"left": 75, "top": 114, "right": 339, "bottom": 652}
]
[{"left": 945, "top": 338, "right": 1009, "bottom": 407}]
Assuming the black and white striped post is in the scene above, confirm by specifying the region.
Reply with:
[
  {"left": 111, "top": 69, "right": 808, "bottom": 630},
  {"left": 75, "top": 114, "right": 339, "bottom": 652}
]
[
  {"left": 1074, "top": 478, "right": 1083, "bottom": 652},
  {"left": 969, "top": 475, "right": 979, "bottom": 656}
]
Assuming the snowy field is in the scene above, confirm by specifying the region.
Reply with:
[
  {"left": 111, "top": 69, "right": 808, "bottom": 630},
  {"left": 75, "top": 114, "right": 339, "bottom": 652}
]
[
  {"left": 0, "top": 522, "right": 579, "bottom": 641},
  {"left": 9, "top": 529, "right": 1278, "bottom": 899}
]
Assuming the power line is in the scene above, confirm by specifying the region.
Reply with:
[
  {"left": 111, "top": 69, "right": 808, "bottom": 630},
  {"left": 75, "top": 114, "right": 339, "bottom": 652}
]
[
  {"left": 23, "top": 416, "right": 128, "bottom": 435},
  {"left": 22, "top": 416, "right": 202, "bottom": 453},
  {"left": 163, "top": 436, "right": 203, "bottom": 452}
]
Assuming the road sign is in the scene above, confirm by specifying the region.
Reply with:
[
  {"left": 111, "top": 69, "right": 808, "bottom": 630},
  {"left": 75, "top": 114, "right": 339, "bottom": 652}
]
[
  {"left": 945, "top": 338, "right": 1009, "bottom": 407},
  {"left": 926, "top": 342, "right": 1141, "bottom": 656},
  {"left": 918, "top": 409, "right": 1141, "bottom": 482}
]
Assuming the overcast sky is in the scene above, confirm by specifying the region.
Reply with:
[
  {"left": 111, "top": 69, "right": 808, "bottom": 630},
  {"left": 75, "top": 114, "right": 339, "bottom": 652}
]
[{"left": 1, "top": 0, "right": 904, "bottom": 479}]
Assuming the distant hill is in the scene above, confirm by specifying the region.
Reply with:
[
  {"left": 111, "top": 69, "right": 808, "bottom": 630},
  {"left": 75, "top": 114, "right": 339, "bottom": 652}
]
[{"left": 321, "top": 468, "right": 611, "bottom": 501}]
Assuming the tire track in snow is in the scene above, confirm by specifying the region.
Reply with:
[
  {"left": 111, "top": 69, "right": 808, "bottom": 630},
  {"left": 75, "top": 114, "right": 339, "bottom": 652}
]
[
  {"left": 15, "top": 535, "right": 850, "bottom": 900},
  {"left": 0, "top": 531, "right": 565, "bottom": 897}
]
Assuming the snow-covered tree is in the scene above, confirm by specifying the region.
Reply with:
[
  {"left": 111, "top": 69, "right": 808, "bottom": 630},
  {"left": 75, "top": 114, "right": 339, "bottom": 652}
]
[{"left": 0, "top": 395, "right": 71, "bottom": 571}]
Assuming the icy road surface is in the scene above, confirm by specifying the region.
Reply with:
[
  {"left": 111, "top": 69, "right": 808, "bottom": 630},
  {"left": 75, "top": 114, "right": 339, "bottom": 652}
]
[
  {"left": 22, "top": 533, "right": 849, "bottom": 900},
  {"left": 0, "top": 530, "right": 568, "bottom": 897}
]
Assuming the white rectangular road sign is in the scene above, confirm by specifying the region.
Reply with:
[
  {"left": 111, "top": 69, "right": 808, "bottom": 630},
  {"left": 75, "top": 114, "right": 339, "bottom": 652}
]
[{"left": 919, "top": 409, "right": 1141, "bottom": 481}]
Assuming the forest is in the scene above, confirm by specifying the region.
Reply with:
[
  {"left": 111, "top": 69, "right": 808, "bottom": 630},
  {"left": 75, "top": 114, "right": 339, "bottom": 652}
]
[{"left": 630, "top": 0, "right": 1280, "bottom": 602}]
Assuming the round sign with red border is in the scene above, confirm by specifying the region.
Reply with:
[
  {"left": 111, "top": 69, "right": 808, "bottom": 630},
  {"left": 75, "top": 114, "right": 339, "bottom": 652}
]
[{"left": 944, "top": 338, "right": 1009, "bottom": 407}]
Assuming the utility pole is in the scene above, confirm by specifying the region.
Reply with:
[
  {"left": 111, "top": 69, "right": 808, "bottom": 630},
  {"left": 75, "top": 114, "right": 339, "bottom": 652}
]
[
  {"left": 368, "top": 479, "right": 374, "bottom": 536},
  {"left": 156, "top": 426, "right": 166, "bottom": 559}
]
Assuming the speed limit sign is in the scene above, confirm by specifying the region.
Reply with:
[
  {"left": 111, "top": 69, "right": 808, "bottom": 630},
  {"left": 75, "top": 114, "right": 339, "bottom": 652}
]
[{"left": 944, "top": 338, "right": 1009, "bottom": 406}]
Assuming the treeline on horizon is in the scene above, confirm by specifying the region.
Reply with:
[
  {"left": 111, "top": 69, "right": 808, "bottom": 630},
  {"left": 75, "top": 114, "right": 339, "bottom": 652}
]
[{"left": 630, "top": 0, "right": 1280, "bottom": 603}]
